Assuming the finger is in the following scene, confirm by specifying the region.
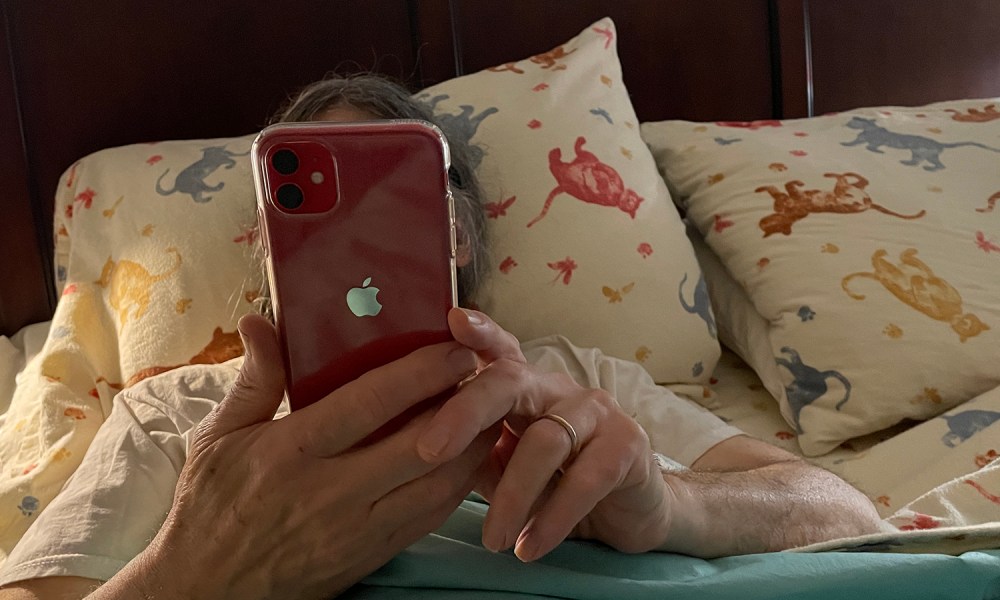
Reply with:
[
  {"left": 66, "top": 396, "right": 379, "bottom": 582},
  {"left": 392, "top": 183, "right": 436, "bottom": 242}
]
[
  {"left": 197, "top": 313, "right": 286, "bottom": 443},
  {"left": 416, "top": 357, "right": 533, "bottom": 462},
  {"left": 448, "top": 307, "right": 525, "bottom": 364},
  {"left": 481, "top": 398, "right": 601, "bottom": 552},
  {"left": 370, "top": 422, "right": 502, "bottom": 534},
  {"left": 514, "top": 431, "right": 650, "bottom": 562},
  {"left": 285, "top": 341, "right": 478, "bottom": 457}
]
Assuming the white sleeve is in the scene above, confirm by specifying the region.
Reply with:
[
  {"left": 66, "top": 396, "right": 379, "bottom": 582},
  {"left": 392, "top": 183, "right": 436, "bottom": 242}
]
[
  {"left": 521, "top": 336, "right": 743, "bottom": 468},
  {"left": 0, "top": 363, "right": 237, "bottom": 586}
]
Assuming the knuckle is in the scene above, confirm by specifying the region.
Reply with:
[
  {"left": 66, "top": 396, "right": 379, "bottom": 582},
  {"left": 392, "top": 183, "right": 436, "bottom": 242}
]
[{"left": 348, "top": 383, "right": 393, "bottom": 427}]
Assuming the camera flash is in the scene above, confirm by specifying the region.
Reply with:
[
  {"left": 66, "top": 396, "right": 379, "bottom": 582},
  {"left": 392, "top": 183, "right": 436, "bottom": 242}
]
[{"left": 310, "top": 171, "right": 324, "bottom": 185}]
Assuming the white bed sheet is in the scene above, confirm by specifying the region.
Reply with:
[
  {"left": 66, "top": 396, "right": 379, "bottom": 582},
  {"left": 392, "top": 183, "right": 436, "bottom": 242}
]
[{"left": 0, "top": 321, "right": 51, "bottom": 426}]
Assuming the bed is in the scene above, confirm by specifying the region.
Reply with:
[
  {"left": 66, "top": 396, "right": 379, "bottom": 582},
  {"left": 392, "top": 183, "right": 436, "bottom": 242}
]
[{"left": 2, "top": 0, "right": 1000, "bottom": 597}]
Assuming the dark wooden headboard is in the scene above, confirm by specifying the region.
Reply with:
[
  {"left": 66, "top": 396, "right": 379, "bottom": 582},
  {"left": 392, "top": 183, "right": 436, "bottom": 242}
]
[{"left": 3, "top": 0, "right": 999, "bottom": 336}]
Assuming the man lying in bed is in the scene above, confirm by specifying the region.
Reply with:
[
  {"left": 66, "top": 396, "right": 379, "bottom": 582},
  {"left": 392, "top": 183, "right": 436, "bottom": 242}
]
[{"left": 0, "top": 75, "right": 881, "bottom": 600}]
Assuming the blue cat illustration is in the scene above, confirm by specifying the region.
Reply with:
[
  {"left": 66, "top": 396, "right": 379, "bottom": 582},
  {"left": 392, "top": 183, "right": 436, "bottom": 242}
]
[
  {"left": 156, "top": 145, "right": 249, "bottom": 203},
  {"left": 678, "top": 273, "right": 716, "bottom": 339},
  {"left": 775, "top": 347, "right": 851, "bottom": 434},
  {"left": 420, "top": 94, "right": 497, "bottom": 169},
  {"left": 842, "top": 117, "right": 1000, "bottom": 171},
  {"left": 940, "top": 409, "right": 1000, "bottom": 447}
]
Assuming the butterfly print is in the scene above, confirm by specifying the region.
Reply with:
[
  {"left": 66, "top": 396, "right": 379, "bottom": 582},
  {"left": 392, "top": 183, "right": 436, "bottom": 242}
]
[
  {"left": 602, "top": 282, "right": 635, "bottom": 303},
  {"left": 65, "top": 161, "right": 80, "bottom": 187},
  {"left": 548, "top": 257, "right": 577, "bottom": 285},
  {"left": 499, "top": 256, "right": 517, "bottom": 274},
  {"left": 146, "top": 155, "right": 163, "bottom": 165},
  {"left": 233, "top": 226, "right": 258, "bottom": 246},
  {"left": 485, "top": 196, "right": 516, "bottom": 219},
  {"left": 637, "top": 242, "right": 653, "bottom": 258},
  {"left": 713, "top": 214, "right": 734, "bottom": 233},
  {"left": 975, "top": 231, "right": 1000, "bottom": 253},
  {"left": 592, "top": 25, "right": 614, "bottom": 49},
  {"left": 75, "top": 187, "right": 96, "bottom": 209},
  {"left": 528, "top": 137, "right": 643, "bottom": 227}
]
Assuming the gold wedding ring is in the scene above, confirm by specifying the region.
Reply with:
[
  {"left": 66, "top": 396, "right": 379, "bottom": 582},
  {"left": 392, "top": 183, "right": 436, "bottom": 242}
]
[{"left": 539, "top": 413, "right": 581, "bottom": 460}]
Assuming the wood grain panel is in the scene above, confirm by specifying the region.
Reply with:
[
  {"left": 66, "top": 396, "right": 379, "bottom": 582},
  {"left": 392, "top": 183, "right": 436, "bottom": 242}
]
[
  {"left": 448, "top": 0, "right": 777, "bottom": 122},
  {"left": 5, "top": 0, "right": 420, "bottom": 316},
  {"left": 809, "top": 0, "right": 1000, "bottom": 114},
  {"left": 0, "top": 1, "right": 51, "bottom": 336}
]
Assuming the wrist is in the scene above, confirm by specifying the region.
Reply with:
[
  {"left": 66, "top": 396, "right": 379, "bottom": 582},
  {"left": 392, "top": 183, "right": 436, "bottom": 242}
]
[{"left": 655, "top": 473, "right": 712, "bottom": 557}]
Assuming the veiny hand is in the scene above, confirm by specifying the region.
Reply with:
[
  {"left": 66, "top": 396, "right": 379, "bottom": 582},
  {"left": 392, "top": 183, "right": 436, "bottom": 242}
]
[
  {"left": 141, "top": 313, "right": 499, "bottom": 600},
  {"left": 417, "top": 309, "right": 673, "bottom": 562}
]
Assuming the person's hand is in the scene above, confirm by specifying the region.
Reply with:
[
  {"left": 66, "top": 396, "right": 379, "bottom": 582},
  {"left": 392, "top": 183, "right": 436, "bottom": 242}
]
[
  {"left": 141, "top": 313, "right": 499, "bottom": 600},
  {"left": 416, "top": 309, "right": 672, "bottom": 562}
]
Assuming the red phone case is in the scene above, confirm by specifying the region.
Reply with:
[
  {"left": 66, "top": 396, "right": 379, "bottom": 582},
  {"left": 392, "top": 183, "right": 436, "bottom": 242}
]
[{"left": 252, "top": 120, "right": 458, "bottom": 411}]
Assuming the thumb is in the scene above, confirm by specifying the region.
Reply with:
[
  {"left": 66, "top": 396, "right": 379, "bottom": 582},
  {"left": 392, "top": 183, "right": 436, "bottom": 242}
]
[{"left": 200, "top": 313, "right": 287, "bottom": 441}]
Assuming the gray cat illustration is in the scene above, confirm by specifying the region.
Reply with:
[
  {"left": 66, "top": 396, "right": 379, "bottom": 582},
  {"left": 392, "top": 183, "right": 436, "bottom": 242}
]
[
  {"left": 678, "top": 273, "right": 716, "bottom": 338},
  {"left": 842, "top": 117, "right": 1000, "bottom": 171},
  {"left": 420, "top": 94, "right": 498, "bottom": 169},
  {"left": 156, "top": 145, "right": 249, "bottom": 203},
  {"left": 940, "top": 409, "right": 1000, "bottom": 447},
  {"left": 775, "top": 347, "right": 851, "bottom": 434}
]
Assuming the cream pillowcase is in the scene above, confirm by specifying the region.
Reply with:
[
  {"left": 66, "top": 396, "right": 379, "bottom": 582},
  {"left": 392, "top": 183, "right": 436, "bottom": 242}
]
[
  {"left": 643, "top": 99, "right": 1000, "bottom": 455},
  {"left": 421, "top": 18, "right": 720, "bottom": 384}
]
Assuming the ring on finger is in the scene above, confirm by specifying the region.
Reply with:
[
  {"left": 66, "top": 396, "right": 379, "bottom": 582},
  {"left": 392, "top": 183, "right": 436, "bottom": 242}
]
[{"left": 538, "top": 413, "right": 581, "bottom": 461}]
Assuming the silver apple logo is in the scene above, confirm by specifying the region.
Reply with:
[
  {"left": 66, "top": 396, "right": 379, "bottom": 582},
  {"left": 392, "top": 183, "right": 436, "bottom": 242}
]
[{"left": 346, "top": 276, "right": 382, "bottom": 317}]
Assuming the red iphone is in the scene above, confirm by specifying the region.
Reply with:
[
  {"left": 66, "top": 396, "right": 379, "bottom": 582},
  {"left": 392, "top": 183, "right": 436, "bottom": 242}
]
[{"left": 252, "top": 120, "right": 458, "bottom": 411}]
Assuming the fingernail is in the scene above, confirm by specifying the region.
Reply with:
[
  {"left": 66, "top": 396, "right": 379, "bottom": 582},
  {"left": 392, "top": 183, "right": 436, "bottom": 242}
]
[
  {"left": 462, "top": 308, "right": 484, "bottom": 326},
  {"left": 418, "top": 425, "right": 450, "bottom": 460},
  {"left": 514, "top": 530, "right": 538, "bottom": 563},
  {"left": 238, "top": 329, "right": 252, "bottom": 360}
]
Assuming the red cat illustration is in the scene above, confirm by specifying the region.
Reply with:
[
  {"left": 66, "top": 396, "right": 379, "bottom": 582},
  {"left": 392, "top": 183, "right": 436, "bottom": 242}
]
[
  {"left": 527, "top": 137, "right": 643, "bottom": 227},
  {"left": 755, "top": 172, "right": 925, "bottom": 237}
]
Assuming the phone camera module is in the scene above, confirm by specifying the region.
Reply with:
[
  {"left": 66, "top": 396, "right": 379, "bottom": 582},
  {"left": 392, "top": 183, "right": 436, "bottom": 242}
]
[
  {"left": 276, "top": 183, "right": 304, "bottom": 210},
  {"left": 272, "top": 149, "right": 299, "bottom": 175}
]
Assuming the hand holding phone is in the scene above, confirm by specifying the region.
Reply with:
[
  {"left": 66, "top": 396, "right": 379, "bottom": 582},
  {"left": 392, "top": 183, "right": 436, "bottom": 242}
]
[{"left": 252, "top": 120, "right": 458, "bottom": 410}]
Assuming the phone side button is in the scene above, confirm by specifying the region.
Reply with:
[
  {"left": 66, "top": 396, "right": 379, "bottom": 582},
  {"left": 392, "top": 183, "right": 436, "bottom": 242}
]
[{"left": 450, "top": 224, "right": 457, "bottom": 258}]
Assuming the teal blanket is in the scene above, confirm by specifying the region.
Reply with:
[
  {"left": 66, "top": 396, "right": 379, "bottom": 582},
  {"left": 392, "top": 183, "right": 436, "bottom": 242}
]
[{"left": 351, "top": 500, "right": 1000, "bottom": 600}]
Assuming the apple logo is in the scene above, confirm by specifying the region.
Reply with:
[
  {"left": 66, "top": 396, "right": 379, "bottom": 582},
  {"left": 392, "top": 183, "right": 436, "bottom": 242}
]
[{"left": 346, "top": 276, "right": 382, "bottom": 317}]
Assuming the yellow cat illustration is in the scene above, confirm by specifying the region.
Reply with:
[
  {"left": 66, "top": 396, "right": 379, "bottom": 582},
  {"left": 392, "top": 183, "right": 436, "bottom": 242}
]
[
  {"left": 96, "top": 247, "right": 182, "bottom": 326},
  {"left": 842, "top": 248, "right": 989, "bottom": 342}
]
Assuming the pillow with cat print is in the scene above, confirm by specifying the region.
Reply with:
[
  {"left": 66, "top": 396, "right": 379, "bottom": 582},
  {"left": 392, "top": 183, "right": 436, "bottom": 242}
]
[
  {"left": 420, "top": 17, "right": 720, "bottom": 384},
  {"left": 642, "top": 98, "right": 1000, "bottom": 456},
  {"left": 0, "top": 135, "right": 259, "bottom": 555}
]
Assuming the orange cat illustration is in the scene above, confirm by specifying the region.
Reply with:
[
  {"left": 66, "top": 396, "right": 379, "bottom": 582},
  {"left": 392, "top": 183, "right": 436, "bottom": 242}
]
[
  {"left": 96, "top": 247, "right": 182, "bottom": 326},
  {"left": 527, "top": 136, "right": 643, "bottom": 227},
  {"left": 946, "top": 104, "right": 1000, "bottom": 123},
  {"left": 756, "top": 173, "right": 925, "bottom": 237},
  {"left": 125, "top": 326, "right": 244, "bottom": 387},
  {"left": 842, "top": 248, "right": 990, "bottom": 342},
  {"left": 529, "top": 45, "right": 576, "bottom": 70}
]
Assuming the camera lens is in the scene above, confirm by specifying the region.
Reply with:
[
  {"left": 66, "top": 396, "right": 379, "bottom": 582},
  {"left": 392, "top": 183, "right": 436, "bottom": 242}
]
[
  {"left": 272, "top": 149, "right": 299, "bottom": 175},
  {"left": 276, "top": 183, "right": 304, "bottom": 209}
]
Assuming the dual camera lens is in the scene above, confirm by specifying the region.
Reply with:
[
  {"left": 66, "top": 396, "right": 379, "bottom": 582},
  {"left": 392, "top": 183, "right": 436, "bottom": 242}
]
[{"left": 272, "top": 149, "right": 303, "bottom": 209}]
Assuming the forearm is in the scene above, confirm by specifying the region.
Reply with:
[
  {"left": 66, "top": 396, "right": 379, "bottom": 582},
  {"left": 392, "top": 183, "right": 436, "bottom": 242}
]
[{"left": 659, "top": 460, "right": 882, "bottom": 558}]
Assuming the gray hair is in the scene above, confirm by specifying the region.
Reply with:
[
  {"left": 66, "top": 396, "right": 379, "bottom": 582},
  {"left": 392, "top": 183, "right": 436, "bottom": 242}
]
[{"left": 271, "top": 73, "right": 490, "bottom": 303}]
